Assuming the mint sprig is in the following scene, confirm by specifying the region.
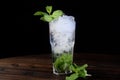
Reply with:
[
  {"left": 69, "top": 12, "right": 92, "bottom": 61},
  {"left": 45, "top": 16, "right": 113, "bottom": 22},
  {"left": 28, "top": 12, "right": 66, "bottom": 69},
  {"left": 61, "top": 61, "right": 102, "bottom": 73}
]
[
  {"left": 66, "top": 64, "right": 88, "bottom": 80},
  {"left": 33, "top": 6, "right": 64, "bottom": 22},
  {"left": 53, "top": 53, "right": 89, "bottom": 80}
]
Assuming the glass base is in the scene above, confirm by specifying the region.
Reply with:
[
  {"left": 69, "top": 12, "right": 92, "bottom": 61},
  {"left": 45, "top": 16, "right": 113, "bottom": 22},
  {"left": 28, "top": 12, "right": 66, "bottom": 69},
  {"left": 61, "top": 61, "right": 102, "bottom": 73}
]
[{"left": 53, "top": 67, "right": 72, "bottom": 75}]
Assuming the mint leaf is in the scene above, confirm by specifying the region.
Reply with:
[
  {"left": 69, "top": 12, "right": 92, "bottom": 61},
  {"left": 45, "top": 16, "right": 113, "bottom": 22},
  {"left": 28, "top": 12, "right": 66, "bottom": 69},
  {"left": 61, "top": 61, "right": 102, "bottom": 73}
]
[
  {"left": 52, "top": 10, "right": 63, "bottom": 19},
  {"left": 78, "top": 68, "right": 88, "bottom": 78},
  {"left": 69, "top": 64, "right": 77, "bottom": 72},
  {"left": 76, "top": 64, "right": 88, "bottom": 72},
  {"left": 76, "top": 64, "right": 88, "bottom": 78},
  {"left": 40, "top": 15, "right": 53, "bottom": 22},
  {"left": 46, "top": 6, "right": 52, "bottom": 14},
  {"left": 33, "top": 6, "right": 64, "bottom": 22},
  {"left": 66, "top": 73, "right": 79, "bottom": 80},
  {"left": 66, "top": 64, "right": 88, "bottom": 80},
  {"left": 33, "top": 11, "right": 47, "bottom": 16}
]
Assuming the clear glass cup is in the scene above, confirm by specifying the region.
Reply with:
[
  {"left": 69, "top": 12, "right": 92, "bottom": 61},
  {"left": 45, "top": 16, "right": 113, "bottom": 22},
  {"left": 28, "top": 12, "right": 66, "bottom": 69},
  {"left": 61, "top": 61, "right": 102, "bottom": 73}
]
[{"left": 49, "top": 15, "right": 76, "bottom": 75}]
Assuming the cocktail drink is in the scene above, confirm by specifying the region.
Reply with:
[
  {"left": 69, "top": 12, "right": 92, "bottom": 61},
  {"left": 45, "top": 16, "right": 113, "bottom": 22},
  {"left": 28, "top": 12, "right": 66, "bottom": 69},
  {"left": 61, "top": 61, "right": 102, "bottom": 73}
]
[
  {"left": 33, "top": 6, "right": 89, "bottom": 79},
  {"left": 49, "top": 15, "right": 76, "bottom": 75}
]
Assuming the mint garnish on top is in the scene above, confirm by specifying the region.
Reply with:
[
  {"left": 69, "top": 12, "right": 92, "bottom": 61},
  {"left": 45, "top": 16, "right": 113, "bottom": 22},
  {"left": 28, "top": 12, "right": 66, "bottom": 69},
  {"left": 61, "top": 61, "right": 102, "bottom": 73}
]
[{"left": 33, "top": 6, "right": 64, "bottom": 22}]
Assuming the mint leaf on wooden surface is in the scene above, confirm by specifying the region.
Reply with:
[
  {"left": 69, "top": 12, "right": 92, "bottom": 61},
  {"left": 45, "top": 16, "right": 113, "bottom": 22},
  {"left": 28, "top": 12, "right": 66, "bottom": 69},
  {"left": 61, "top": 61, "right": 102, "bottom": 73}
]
[
  {"left": 66, "top": 73, "right": 79, "bottom": 80},
  {"left": 66, "top": 64, "right": 89, "bottom": 80}
]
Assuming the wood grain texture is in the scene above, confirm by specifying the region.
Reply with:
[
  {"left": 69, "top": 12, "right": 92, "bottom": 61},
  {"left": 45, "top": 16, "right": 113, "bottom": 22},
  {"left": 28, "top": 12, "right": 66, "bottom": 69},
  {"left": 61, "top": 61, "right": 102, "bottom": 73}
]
[{"left": 0, "top": 53, "right": 120, "bottom": 80}]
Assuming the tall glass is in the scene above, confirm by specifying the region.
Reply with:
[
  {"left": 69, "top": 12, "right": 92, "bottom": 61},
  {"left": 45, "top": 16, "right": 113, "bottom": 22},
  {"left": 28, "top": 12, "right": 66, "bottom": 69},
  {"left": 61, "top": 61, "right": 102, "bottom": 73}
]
[{"left": 49, "top": 15, "right": 76, "bottom": 75}]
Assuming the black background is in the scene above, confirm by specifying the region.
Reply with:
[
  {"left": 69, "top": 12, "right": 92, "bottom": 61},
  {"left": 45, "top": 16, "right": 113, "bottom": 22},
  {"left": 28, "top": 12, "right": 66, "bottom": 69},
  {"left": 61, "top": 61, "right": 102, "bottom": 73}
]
[{"left": 0, "top": 0, "right": 120, "bottom": 58}]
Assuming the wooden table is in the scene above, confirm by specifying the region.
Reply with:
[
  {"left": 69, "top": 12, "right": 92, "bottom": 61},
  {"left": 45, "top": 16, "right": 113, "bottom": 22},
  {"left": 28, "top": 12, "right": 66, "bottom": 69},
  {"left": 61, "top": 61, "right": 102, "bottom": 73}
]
[{"left": 0, "top": 53, "right": 120, "bottom": 80}]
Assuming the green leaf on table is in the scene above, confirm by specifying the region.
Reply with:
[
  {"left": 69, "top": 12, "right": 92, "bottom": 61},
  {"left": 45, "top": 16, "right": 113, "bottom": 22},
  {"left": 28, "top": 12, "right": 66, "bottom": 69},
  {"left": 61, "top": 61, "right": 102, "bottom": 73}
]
[
  {"left": 66, "top": 64, "right": 88, "bottom": 80},
  {"left": 46, "top": 6, "right": 52, "bottom": 14},
  {"left": 69, "top": 64, "right": 77, "bottom": 72},
  {"left": 77, "top": 64, "right": 88, "bottom": 78},
  {"left": 66, "top": 73, "right": 79, "bottom": 80}
]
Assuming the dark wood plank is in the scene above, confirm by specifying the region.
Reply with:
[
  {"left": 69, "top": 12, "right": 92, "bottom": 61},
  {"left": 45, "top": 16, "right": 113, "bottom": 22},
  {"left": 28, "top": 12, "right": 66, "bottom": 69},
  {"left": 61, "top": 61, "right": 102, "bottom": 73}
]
[{"left": 0, "top": 53, "right": 120, "bottom": 80}]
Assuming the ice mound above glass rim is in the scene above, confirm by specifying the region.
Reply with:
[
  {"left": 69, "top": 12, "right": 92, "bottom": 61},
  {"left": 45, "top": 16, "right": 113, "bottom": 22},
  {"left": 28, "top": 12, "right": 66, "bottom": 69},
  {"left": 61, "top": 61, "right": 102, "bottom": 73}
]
[
  {"left": 49, "top": 15, "right": 76, "bottom": 54},
  {"left": 49, "top": 15, "right": 76, "bottom": 33}
]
